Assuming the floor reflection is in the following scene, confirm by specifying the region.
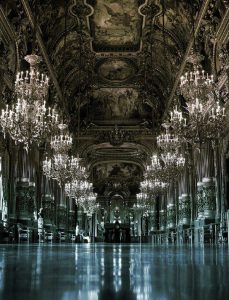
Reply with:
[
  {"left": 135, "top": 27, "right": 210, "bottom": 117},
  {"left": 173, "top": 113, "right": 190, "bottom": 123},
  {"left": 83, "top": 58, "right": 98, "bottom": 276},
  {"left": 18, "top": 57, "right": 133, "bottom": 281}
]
[{"left": 0, "top": 244, "right": 228, "bottom": 300}]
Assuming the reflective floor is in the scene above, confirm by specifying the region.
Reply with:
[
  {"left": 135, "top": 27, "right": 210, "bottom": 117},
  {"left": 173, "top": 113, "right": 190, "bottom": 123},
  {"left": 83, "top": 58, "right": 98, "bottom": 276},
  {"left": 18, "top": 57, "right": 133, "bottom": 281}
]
[{"left": 0, "top": 243, "right": 228, "bottom": 300}]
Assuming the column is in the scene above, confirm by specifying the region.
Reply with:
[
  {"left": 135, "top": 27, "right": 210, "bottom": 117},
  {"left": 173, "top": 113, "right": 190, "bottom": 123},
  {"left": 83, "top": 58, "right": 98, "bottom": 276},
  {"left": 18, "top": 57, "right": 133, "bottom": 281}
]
[
  {"left": 166, "top": 184, "right": 176, "bottom": 229},
  {"left": 159, "top": 195, "right": 166, "bottom": 231},
  {"left": 57, "top": 186, "right": 67, "bottom": 231}
]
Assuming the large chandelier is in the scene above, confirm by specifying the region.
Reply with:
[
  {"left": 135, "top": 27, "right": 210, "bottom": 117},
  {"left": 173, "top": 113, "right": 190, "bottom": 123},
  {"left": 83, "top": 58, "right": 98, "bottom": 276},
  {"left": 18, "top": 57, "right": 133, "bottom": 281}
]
[
  {"left": 169, "top": 97, "right": 227, "bottom": 143},
  {"left": 43, "top": 154, "right": 87, "bottom": 185},
  {"left": 0, "top": 54, "right": 59, "bottom": 148},
  {"left": 15, "top": 54, "right": 49, "bottom": 102},
  {"left": 0, "top": 98, "right": 59, "bottom": 147},
  {"left": 65, "top": 179, "right": 92, "bottom": 201},
  {"left": 180, "top": 50, "right": 214, "bottom": 101}
]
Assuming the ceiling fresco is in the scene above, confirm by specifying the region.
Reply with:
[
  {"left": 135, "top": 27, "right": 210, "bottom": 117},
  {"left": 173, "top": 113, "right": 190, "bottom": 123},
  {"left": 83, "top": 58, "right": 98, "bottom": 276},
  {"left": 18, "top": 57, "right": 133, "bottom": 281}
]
[
  {"left": 89, "top": 87, "right": 152, "bottom": 121},
  {"left": 93, "top": 162, "right": 141, "bottom": 181},
  {"left": 86, "top": 0, "right": 146, "bottom": 52},
  {"left": 96, "top": 58, "right": 137, "bottom": 83}
]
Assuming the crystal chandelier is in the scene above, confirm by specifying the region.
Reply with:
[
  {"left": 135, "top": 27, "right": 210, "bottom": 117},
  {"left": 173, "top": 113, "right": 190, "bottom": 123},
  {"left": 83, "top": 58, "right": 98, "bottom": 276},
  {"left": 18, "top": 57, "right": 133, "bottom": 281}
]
[
  {"left": 15, "top": 54, "right": 49, "bottom": 102},
  {"left": 140, "top": 178, "right": 168, "bottom": 196},
  {"left": 50, "top": 122, "right": 72, "bottom": 154},
  {"left": 161, "top": 152, "right": 185, "bottom": 179},
  {"left": 157, "top": 122, "right": 180, "bottom": 151},
  {"left": 180, "top": 50, "right": 214, "bottom": 101},
  {"left": 0, "top": 54, "right": 59, "bottom": 148},
  {"left": 169, "top": 97, "right": 227, "bottom": 143},
  {"left": 81, "top": 191, "right": 99, "bottom": 216},
  {"left": 207, "top": 99, "right": 227, "bottom": 139},
  {"left": 144, "top": 154, "right": 165, "bottom": 181},
  {"left": 65, "top": 179, "right": 92, "bottom": 201},
  {"left": 43, "top": 154, "right": 88, "bottom": 185},
  {"left": 0, "top": 98, "right": 59, "bottom": 147}
]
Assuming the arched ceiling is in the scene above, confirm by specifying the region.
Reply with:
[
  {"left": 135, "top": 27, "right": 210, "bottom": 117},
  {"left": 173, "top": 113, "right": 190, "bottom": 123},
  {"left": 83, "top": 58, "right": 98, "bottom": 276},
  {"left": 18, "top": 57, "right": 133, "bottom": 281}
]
[{"left": 1, "top": 0, "right": 227, "bottom": 205}]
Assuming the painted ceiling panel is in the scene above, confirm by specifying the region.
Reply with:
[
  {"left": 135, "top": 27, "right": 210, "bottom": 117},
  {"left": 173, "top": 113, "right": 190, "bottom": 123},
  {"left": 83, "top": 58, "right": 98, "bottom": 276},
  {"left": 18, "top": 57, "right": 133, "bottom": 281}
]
[{"left": 87, "top": 0, "right": 146, "bottom": 51}]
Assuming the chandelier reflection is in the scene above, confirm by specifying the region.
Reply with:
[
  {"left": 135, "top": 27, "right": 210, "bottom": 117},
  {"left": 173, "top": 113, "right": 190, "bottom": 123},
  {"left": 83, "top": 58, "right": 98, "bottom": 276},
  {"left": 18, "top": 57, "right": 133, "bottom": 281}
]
[{"left": 0, "top": 54, "right": 59, "bottom": 148}]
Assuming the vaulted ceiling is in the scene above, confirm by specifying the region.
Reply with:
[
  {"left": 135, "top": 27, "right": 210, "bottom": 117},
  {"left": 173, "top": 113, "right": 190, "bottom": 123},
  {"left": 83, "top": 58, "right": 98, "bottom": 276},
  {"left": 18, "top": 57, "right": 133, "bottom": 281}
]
[{"left": 0, "top": 0, "right": 228, "bottom": 203}]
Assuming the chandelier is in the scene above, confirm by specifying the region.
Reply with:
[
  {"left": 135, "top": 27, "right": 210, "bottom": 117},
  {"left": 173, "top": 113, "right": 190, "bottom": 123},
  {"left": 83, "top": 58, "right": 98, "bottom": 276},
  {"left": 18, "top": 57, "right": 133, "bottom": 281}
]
[
  {"left": 140, "top": 179, "right": 168, "bottom": 196},
  {"left": 0, "top": 54, "right": 59, "bottom": 148},
  {"left": 169, "top": 97, "right": 227, "bottom": 143},
  {"left": 81, "top": 192, "right": 99, "bottom": 216},
  {"left": 180, "top": 50, "right": 214, "bottom": 101},
  {"left": 50, "top": 122, "right": 72, "bottom": 154},
  {"left": 135, "top": 192, "right": 154, "bottom": 212},
  {"left": 15, "top": 54, "right": 49, "bottom": 102},
  {"left": 65, "top": 179, "right": 92, "bottom": 201},
  {"left": 161, "top": 152, "right": 185, "bottom": 179},
  {"left": 157, "top": 122, "right": 180, "bottom": 151},
  {"left": 43, "top": 154, "right": 88, "bottom": 185},
  {"left": 0, "top": 98, "right": 59, "bottom": 147},
  {"left": 144, "top": 154, "right": 165, "bottom": 181}
]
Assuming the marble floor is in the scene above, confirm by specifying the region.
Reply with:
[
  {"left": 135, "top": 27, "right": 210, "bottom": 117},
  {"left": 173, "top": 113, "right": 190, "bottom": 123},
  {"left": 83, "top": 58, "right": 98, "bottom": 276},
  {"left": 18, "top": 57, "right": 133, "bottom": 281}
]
[{"left": 0, "top": 243, "right": 228, "bottom": 300}]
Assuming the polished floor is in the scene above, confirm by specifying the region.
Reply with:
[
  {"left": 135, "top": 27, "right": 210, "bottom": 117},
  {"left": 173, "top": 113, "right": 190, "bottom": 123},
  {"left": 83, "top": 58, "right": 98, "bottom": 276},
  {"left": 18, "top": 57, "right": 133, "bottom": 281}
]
[{"left": 0, "top": 243, "right": 228, "bottom": 300}]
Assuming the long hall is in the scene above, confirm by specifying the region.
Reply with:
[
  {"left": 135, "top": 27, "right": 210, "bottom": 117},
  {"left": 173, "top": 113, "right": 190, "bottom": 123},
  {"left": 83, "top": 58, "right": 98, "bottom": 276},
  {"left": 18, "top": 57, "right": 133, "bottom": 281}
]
[{"left": 0, "top": 0, "right": 229, "bottom": 299}]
